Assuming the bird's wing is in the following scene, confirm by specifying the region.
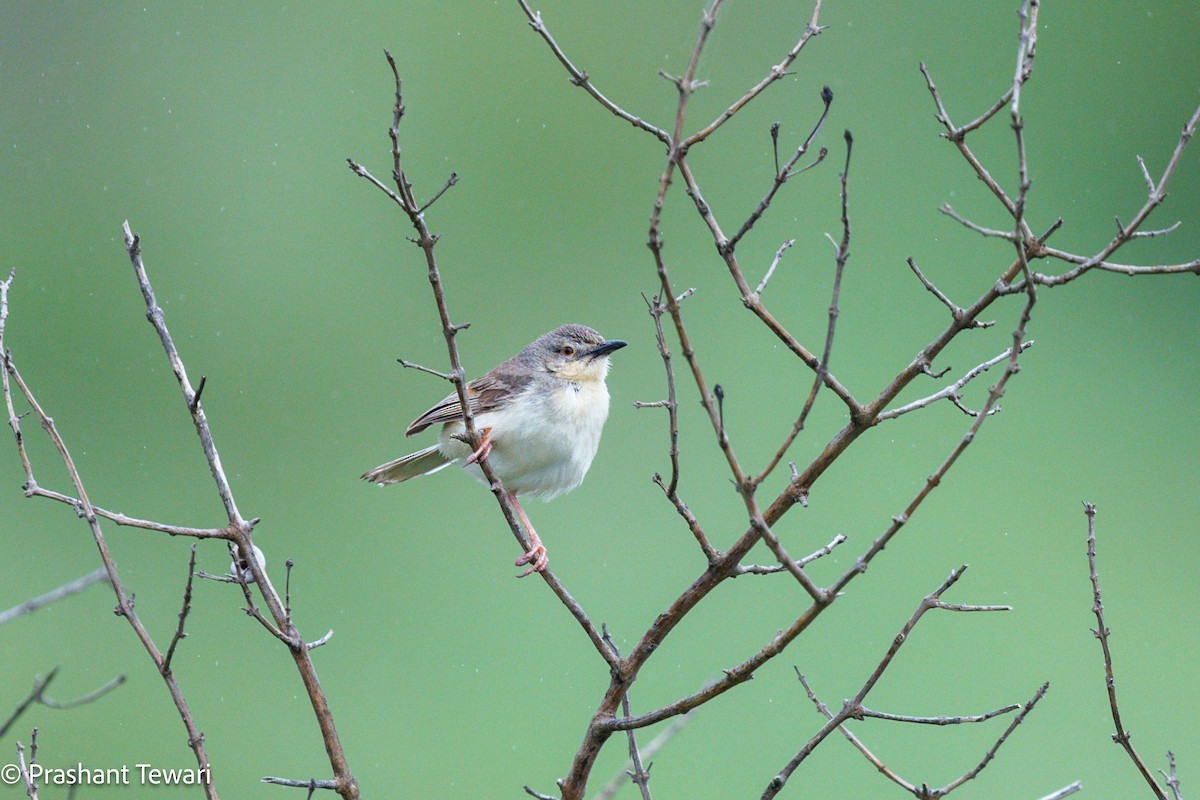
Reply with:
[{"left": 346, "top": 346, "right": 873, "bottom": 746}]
[{"left": 404, "top": 369, "right": 529, "bottom": 436}]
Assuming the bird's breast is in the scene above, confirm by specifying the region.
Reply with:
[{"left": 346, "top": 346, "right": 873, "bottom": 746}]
[{"left": 442, "top": 379, "right": 610, "bottom": 500}]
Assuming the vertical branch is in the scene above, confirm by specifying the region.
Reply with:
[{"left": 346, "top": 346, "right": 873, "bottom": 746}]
[
  {"left": 163, "top": 545, "right": 199, "bottom": 674},
  {"left": 121, "top": 225, "right": 358, "bottom": 800},
  {"left": 753, "top": 130, "right": 853, "bottom": 487},
  {"left": 1084, "top": 503, "right": 1168, "bottom": 800},
  {"left": 602, "top": 627, "right": 653, "bottom": 800},
  {"left": 349, "top": 52, "right": 618, "bottom": 670}
]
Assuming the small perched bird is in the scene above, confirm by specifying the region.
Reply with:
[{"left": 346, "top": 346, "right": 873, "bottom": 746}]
[{"left": 362, "top": 324, "right": 626, "bottom": 577}]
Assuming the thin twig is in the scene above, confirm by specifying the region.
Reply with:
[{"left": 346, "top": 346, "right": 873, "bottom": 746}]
[
  {"left": 0, "top": 568, "right": 110, "bottom": 626},
  {"left": 936, "top": 682, "right": 1049, "bottom": 795},
  {"left": 163, "top": 545, "right": 198, "bottom": 674},
  {"left": 396, "top": 358, "right": 453, "bottom": 381},
  {"left": 753, "top": 130, "right": 853, "bottom": 487},
  {"left": 734, "top": 533, "right": 846, "bottom": 576},
  {"left": 1160, "top": 751, "right": 1183, "bottom": 800},
  {"left": 602, "top": 627, "right": 653, "bottom": 800},
  {"left": 904, "top": 257, "right": 993, "bottom": 328},
  {"left": 0, "top": 669, "right": 59, "bottom": 740},
  {"left": 262, "top": 777, "right": 340, "bottom": 792},
  {"left": 877, "top": 341, "right": 1033, "bottom": 422},
  {"left": 36, "top": 674, "right": 127, "bottom": 711},
  {"left": 516, "top": 0, "right": 669, "bottom": 144},
  {"left": 1085, "top": 503, "right": 1168, "bottom": 800},
  {"left": 856, "top": 703, "right": 1019, "bottom": 725},
  {"left": 306, "top": 630, "right": 335, "bottom": 651},
  {"left": 940, "top": 203, "right": 1019, "bottom": 240},
  {"left": 591, "top": 711, "right": 695, "bottom": 800},
  {"left": 762, "top": 566, "right": 1016, "bottom": 798},
  {"left": 684, "top": 1, "right": 826, "bottom": 147},
  {"left": 727, "top": 86, "right": 833, "bottom": 251},
  {"left": 756, "top": 239, "right": 795, "bottom": 296},
  {"left": 16, "top": 732, "right": 40, "bottom": 800},
  {"left": 1031, "top": 101, "right": 1200, "bottom": 288},
  {"left": 1037, "top": 782, "right": 1083, "bottom": 800}
]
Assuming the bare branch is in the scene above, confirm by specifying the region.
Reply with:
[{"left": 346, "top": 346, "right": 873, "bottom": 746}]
[
  {"left": 1085, "top": 503, "right": 1169, "bottom": 800},
  {"left": 23, "top": 487, "right": 231, "bottom": 538},
  {"left": 756, "top": 239, "right": 795, "bottom": 296},
  {"left": 516, "top": 0, "right": 669, "bottom": 144},
  {"left": 1033, "top": 101, "right": 1200, "bottom": 287},
  {"left": 592, "top": 711, "right": 694, "bottom": 800},
  {"left": 794, "top": 669, "right": 915, "bottom": 794},
  {"left": 351, "top": 54, "right": 618, "bottom": 671},
  {"left": 1038, "top": 782, "right": 1083, "bottom": 800},
  {"left": 940, "top": 203, "right": 1019, "bottom": 240},
  {"left": 651, "top": 474, "right": 717, "bottom": 564},
  {"left": 936, "top": 682, "right": 1050, "bottom": 795},
  {"left": 0, "top": 670, "right": 59, "bottom": 741},
  {"left": 904, "top": 256, "right": 995, "bottom": 331},
  {"left": 262, "top": 777, "right": 340, "bottom": 792},
  {"left": 728, "top": 86, "right": 833, "bottom": 251},
  {"left": 396, "top": 357, "right": 453, "bottom": 381},
  {"left": 1128, "top": 219, "right": 1181, "bottom": 239},
  {"left": 877, "top": 341, "right": 1034, "bottom": 422},
  {"left": 1137, "top": 154, "right": 1156, "bottom": 193},
  {"left": 644, "top": 293, "right": 683, "bottom": 498},
  {"left": 0, "top": 568, "right": 110, "bottom": 626},
  {"left": 416, "top": 171, "right": 458, "bottom": 215},
  {"left": 0, "top": 268, "right": 219, "bottom": 799},
  {"left": 735, "top": 533, "right": 846, "bottom": 576},
  {"left": 36, "top": 674, "right": 126, "bottom": 711},
  {"left": 684, "top": 1, "right": 826, "bottom": 147},
  {"left": 753, "top": 130, "right": 853, "bottom": 487},
  {"left": 764, "top": 566, "right": 1024, "bottom": 798},
  {"left": 1, "top": 668, "right": 126, "bottom": 742},
  {"left": 1160, "top": 752, "right": 1183, "bottom": 800},
  {"left": 163, "top": 545, "right": 199, "bottom": 674},
  {"left": 16, "top": 732, "right": 40, "bottom": 800},
  {"left": 601, "top": 627, "right": 653, "bottom": 800},
  {"left": 1037, "top": 245, "right": 1200, "bottom": 283},
  {"left": 857, "top": 703, "right": 1019, "bottom": 725},
  {"left": 306, "top": 630, "right": 335, "bottom": 651}
]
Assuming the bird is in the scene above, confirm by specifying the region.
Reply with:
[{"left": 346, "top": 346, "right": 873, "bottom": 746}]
[{"left": 362, "top": 324, "right": 626, "bottom": 577}]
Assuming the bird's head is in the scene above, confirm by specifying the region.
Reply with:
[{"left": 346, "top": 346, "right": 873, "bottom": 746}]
[{"left": 530, "top": 323, "right": 626, "bottom": 382}]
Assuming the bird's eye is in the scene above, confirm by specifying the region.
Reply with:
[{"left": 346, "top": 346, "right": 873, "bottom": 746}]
[{"left": 561, "top": 345, "right": 576, "bottom": 356}]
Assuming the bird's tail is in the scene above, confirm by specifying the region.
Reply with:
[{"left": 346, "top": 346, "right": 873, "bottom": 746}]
[{"left": 361, "top": 445, "right": 454, "bottom": 485}]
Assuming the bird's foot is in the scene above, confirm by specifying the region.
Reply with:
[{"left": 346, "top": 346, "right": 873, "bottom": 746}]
[
  {"left": 464, "top": 427, "right": 493, "bottom": 466},
  {"left": 508, "top": 492, "right": 549, "bottom": 578},
  {"left": 514, "top": 543, "right": 548, "bottom": 578}
]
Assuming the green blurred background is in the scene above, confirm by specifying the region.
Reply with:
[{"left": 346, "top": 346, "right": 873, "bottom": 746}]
[{"left": 2, "top": 1, "right": 1197, "bottom": 797}]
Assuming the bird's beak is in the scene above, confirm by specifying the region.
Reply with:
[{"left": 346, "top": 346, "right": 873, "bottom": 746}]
[{"left": 586, "top": 339, "right": 627, "bottom": 359}]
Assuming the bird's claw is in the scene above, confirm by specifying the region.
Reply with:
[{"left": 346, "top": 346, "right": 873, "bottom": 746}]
[
  {"left": 464, "top": 428, "right": 493, "bottom": 466},
  {"left": 514, "top": 544, "right": 548, "bottom": 578}
]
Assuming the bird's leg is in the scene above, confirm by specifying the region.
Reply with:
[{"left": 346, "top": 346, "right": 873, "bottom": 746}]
[
  {"left": 509, "top": 492, "right": 549, "bottom": 578},
  {"left": 464, "top": 427, "right": 493, "bottom": 466}
]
